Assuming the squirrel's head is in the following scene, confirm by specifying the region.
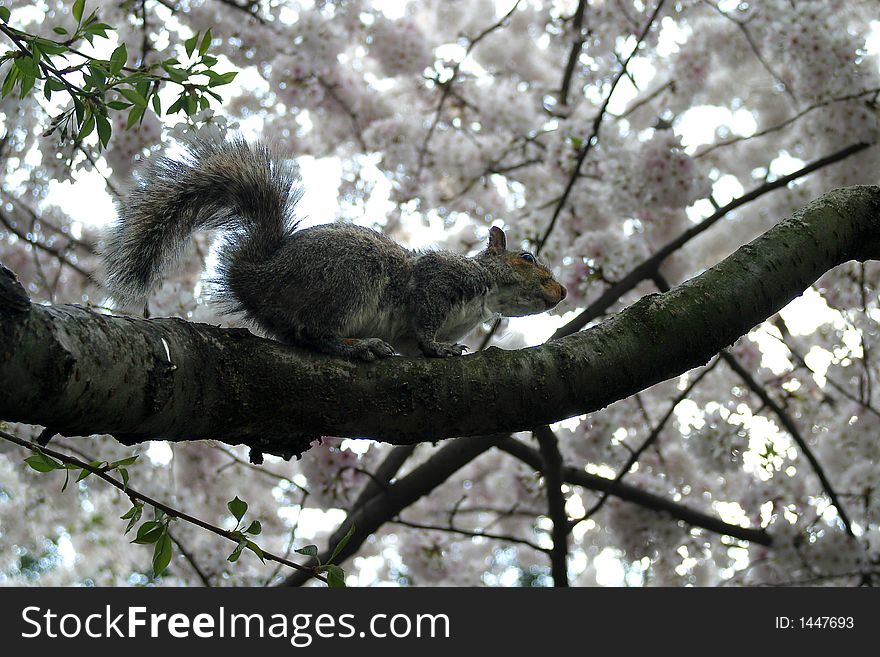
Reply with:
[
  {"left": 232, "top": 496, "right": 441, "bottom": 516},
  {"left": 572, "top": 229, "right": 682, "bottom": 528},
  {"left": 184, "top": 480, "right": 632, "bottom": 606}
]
[{"left": 479, "top": 226, "right": 567, "bottom": 317}]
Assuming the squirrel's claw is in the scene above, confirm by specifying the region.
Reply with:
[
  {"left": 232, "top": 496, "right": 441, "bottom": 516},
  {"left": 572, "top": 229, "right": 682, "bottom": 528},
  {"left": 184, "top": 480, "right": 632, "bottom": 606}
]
[
  {"left": 420, "top": 341, "right": 468, "bottom": 358},
  {"left": 347, "top": 338, "right": 396, "bottom": 361}
]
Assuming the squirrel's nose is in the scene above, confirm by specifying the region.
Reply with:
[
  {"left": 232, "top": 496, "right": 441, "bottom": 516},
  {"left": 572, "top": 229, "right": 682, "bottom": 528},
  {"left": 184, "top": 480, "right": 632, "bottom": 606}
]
[{"left": 558, "top": 284, "right": 567, "bottom": 301}]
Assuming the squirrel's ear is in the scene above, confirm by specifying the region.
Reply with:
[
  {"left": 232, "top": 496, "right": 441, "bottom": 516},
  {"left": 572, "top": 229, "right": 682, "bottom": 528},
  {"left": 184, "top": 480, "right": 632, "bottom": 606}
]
[{"left": 487, "top": 226, "right": 507, "bottom": 254}]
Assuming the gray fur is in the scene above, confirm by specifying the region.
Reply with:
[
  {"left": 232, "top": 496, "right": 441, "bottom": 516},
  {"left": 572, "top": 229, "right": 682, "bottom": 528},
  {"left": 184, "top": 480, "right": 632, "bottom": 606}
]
[{"left": 103, "top": 138, "right": 567, "bottom": 361}]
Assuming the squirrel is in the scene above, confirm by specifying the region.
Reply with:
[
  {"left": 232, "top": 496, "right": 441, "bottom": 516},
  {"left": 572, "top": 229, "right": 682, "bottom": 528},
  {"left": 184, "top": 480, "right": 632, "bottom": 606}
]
[{"left": 102, "top": 137, "right": 567, "bottom": 361}]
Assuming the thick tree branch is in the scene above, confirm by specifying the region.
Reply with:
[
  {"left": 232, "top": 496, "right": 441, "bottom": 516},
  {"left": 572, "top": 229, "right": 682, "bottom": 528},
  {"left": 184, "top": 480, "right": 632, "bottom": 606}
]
[
  {"left": 534, "top": 426, "right": 570, "bottom": 586},
  {"left": 2, "top": 186, "right": 880, "bottom": 458},
  {"left": 349, "top": 444, "right": 417, "bottom": 512},
  {"left": 496, "top": 437, "right": 772, "bottom": 546},
  {"left": 282, "top": 434, "right": 507, "bottom": 586}
]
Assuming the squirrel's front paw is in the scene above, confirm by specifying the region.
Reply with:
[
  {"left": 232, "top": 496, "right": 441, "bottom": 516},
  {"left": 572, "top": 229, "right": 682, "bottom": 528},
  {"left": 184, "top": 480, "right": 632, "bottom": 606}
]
[
  {"left": 420, "top": 341, "right": 468, "bottom": 358},
  {"left": 346, "top": 337, "right": 396, "bottom": 362}
]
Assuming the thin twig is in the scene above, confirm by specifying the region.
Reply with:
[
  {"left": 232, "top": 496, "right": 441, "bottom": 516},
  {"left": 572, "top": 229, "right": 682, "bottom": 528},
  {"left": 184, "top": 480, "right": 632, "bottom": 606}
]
[
  {"left": 557, "top": 0, "right": 589, "bottom": 107},
  {"left": 537, "top": 0, "right": 667, "bottom": 253},
  {"left": 414, "top": 1, "right": 522, "bottom": 181},
  {"left": 167, "top": 530, "right": 213, "bottom": 586},
  {"left": 551, "top": 140, "right": 872, "bottom": 339},
  {"left": 0, "top": 430, "right": 326, "bottom": 583},
  {"left": 695, "top": 88, "right": 880, "bottom": 159},
  {"left": 654, "top": 274, "right": 855, "bottom": 538},
  {"left": 569, "top": 358, "right": 720, "bottom": 528},
  {"left": 390, "top": 518, "right": 549, "bottom": 554}
]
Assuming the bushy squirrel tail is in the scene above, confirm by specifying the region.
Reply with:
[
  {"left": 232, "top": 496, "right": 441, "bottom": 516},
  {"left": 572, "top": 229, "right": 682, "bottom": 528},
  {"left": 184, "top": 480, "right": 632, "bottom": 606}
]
[{"left": 103, "top": 137, "right": 302, "bottom": 302}]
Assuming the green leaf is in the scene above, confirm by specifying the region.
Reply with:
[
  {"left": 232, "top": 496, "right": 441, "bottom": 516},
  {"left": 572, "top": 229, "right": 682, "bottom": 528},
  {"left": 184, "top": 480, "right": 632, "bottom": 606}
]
[
  {"left": 162, "top": 64, "right": 188, "bottom": 84},
  {"left": 122, "top": 504, "right": 143, "bottom": 534},
  {"left": 73, "top": 97, "right": 84, "bottom": 122},
  {"left": 323, "top": 564, "right": 346, "bottom": 588},
  {"left": 86, "top": 61, "right": 107, "bottom": 89},
  {"left": 13, "top": 56, "right": 38, "bottom": 78},
  {"left": 76, "top": 112, "right": 95, "bottom": 141},
  {"left": 245, "top": 540, "right": 264, "bottom": 562},
  {"left": 72, "top": 0, "right": 85, "bottom": 23},
  {"left": 125, "top": 105, "right": 145, "bottom": 129},
  {"left": 109, "top": 43, "right": 127, "bottom": 75},
  {"left": 295, "top": 544, "right": 318, "bottom": 557},
  {"left": 34, "top": 38, "right": 68, "bottom": 56},
  {"left": 118, "top": 86, "right": 146, "bottom": 107},
  {"left": 118, "top": 466, "right": 129, "bottom": 489},
  {"left": 120, "top": 503, "right": 144, "bottom": 534},
  {"left": 227, "top": 541, "right": 245, "bottom": 563},
  {"left": 152, "top": 533, "right": 172, "bottom": 576},
  {"left": 120, "top": 506, "right": 139, "bottom": 520},
  {"left": 245, "top": 520, "right": 261, "bottom": 535},
  {"left": 107, "top": 100, "right": 131, "bottom": 110},
  {"left": 43, "top": 79, "right": 58, "bottom": 100},
  {"left": 227, "top": 496, "right": 247, "bottom": 522},
  {"left": 18, "top": 71, "right": 34, "bottom": 98},
  {"left": 198, "top": 29, "right": 212, "bottom": 56},
  {"left": 328, "top": 524, "right": 355, "bottom": 564},
  {"left": 24, "top": 452, "right": 62, "bottom": 472},
  {"left": 151, "top": 94, "right": 161, "bottom": 115},
  {"left": 2, "top": 65, "right": 20, "bottom": 98},
  {"left": 184, "top": 33, "right": 199, "bottom": 58},
  {"left": 52, "top": 26, "right": 68, "bottom": 35},
  {"left": 95, "top": 113, "right": 111, "bottom": 148},
  {"left": 75, "top": 459, "right": 103, "bottom": 482},
  {"left": 83, "top": 22, "right": 112, "bottom": 38},
  {"left": 166, "top": 94, "right": 185, "bottom": 115},
  {"left": 205, "top": 70, "right": 237, "bottom": 87},
  {"left": 0, "top": 7, "right": 10, "bottom": 23},
  {"left": 135, "top": 77, "right": 150, "bottom": 99},
  {"left": 110, "top": 455, "right": 139, "bottom": 468},
  {"left": 132, "top": 521, "right": 163, "bottom": 545}
]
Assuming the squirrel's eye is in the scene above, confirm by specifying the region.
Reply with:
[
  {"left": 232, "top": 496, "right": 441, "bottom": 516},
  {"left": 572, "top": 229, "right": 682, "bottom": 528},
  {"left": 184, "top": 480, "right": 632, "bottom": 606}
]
[{"left": 520, "top": 252, "right": 536, "bottom": 264}]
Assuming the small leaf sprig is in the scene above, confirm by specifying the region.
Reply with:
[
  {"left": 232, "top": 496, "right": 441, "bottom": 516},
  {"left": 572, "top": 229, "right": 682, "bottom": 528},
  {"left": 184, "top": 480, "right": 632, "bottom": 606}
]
[
  {"left": 17, "top": 438, "right": 341, "bottom": 586},
  {"left": 225, "top": 495, "right": 265, "bottom": 564},
  {"left": 294, "top": 524, "right": 356, "bottom": 588},
  {"left": 0, "top": 1, "right": 237, "bottom": 150}
]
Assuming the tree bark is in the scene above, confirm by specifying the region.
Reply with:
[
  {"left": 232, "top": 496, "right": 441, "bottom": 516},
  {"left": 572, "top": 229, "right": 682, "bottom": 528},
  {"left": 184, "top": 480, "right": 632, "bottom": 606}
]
[{"left": 2, "top": 186, "right": 879, "bottom": 459}]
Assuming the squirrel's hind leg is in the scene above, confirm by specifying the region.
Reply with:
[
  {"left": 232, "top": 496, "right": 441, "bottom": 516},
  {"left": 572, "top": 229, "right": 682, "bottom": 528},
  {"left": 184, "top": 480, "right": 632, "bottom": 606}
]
[
  {"left": 250, "top": 306, "right": 396, "bottom": 361},
  {"left": 337, "top": 337, "right": 396, "bottom": 361},
  {"left": 283, "top": 326, "right": 395, "bottom": 362}
]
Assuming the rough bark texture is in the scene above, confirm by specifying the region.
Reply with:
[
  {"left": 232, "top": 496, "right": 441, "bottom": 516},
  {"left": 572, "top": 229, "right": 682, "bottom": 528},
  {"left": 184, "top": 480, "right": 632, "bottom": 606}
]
[{"left": 2, "top": 186, "right": 879, "bottom": 459}]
